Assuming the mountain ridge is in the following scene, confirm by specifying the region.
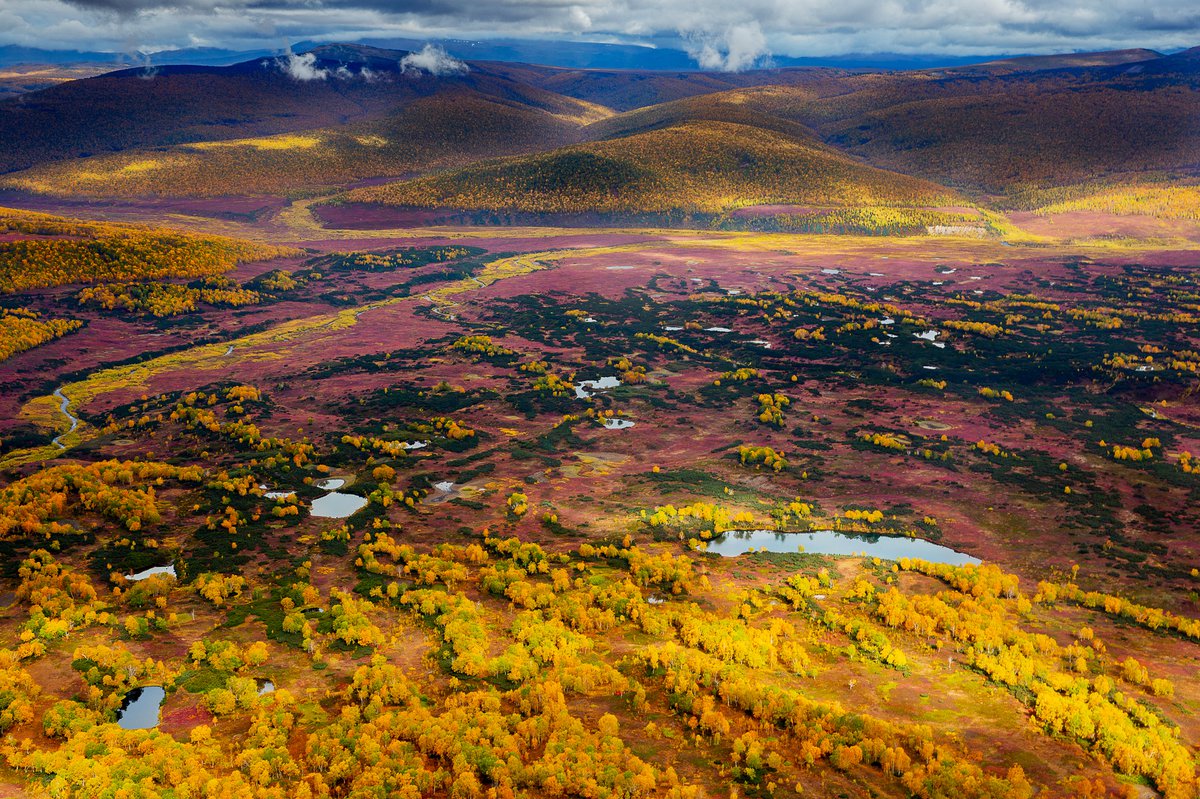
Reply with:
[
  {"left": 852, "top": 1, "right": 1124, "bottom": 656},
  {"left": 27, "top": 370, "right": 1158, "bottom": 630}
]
[{"left": 1, "top": 42, "right": 1197, "bottom": 210}]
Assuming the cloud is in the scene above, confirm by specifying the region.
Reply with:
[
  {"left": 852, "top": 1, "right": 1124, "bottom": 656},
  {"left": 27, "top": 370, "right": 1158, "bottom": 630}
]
[
  {"left": 568, "top": 5, "right": 592, "bottom": 31},
  {"left": 278, "top": 50, "right": 329, "bottom": 80},
  {"left": 1, "top": 0, "right": 1199, "bottom": 60},
  {"left": 683, "top": 21, "right": 769, "bottom": 72},
  {"left": 122, "top": 47, "right": 160, "bottom": 79},
  {"left": 399, "top": 43, "right": 468, "bottom": 76},
  {"left": 273, "top": 43, "right": 390, "bottom": 81}
]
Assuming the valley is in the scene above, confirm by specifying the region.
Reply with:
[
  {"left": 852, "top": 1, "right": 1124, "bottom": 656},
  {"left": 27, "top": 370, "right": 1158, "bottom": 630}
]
[{"left": 0, "top": 40, "right": 1198, "bottom": 799}]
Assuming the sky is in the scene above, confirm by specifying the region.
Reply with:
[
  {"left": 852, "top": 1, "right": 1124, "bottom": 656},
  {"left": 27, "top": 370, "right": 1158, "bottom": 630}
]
[{"left": 0, "top": 0, "right": 1197, "bottom": 68}]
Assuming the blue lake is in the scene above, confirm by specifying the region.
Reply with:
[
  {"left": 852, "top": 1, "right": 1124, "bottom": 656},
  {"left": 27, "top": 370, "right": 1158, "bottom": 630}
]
[
  {"left": 705, "top": 529, "right": 979, "bottom": 565},
  {"left": 311, "top": 492, "right": 368, "bottom": 518},
  {"left": 117, "top": 686, "right": 165, "bottom": 730}
]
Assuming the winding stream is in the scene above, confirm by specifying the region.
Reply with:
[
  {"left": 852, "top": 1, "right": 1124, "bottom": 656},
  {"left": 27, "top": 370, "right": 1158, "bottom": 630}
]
[
  {"left": 51, "top": 387, "right": 79, "bottom": 449},
  {"left": 11, "top": 243, "right": 645, "bottom": 467},
  {"left": 422, "top": 294, "right": 456, "bottom": 319}
]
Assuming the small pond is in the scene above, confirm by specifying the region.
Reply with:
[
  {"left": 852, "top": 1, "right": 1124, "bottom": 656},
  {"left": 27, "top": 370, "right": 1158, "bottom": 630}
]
[
  {"left": 311, "top": 492, "right": 368, "bottom": 518},
  {"left": 117, "top": 686, "right": 165, "bottom": 730},
  {"left": 575, "top": 375, "right": 621, "bottom": 399},
  {"left": 125, "top": 565, "right": 176, "bottom": 581},
  {"left": 602, "top": 418, "right": 635, "bottom": 430},
  {"left": 315, "top": 478, "right": 345, "bottom": 490},
  {"left": 704, "top": 529, "right": 979, "bottom": 565}
]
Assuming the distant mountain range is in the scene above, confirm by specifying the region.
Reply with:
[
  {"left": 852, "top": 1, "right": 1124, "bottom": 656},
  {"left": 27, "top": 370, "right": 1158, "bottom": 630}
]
[
  {"left": 0, "top": 44, "right": 278, "bottom": 68},
  {"left": 0, "top": 39, "right": 1173, "bottom": 72},
  {"left": 0, "top": 42, "right": 1196, "bottom": 219}
]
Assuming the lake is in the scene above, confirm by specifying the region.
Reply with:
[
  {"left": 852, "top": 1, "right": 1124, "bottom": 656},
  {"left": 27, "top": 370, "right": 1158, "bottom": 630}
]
[
  {"left": 117, "top": 686, "right": 165, "bottom": 730},
  {"left": 311, "top": 492, "right": 368, "bottom": 518},
  {"left": 575, "top": 375, "right": 621, "bottom": 399},
  {"left": 704, "top": 529, "right": 979, "bottom": 565}
]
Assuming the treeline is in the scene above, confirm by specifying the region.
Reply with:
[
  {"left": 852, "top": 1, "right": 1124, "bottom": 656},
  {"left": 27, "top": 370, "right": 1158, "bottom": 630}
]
[
  {"left": 78, "top": 279, "right": 261, "bottom": 317},
  {"left": 0, "top": 307, "right": 82, "bottom": 362},
  {"left": 0, "top": 207, "right": 297, "bottom": 293},
  {"left": 1033, "top": 184, "right": 1200, "bottom": 221},
  {"left": 316, "top": 245, "right": 483, "bottom": 273}
]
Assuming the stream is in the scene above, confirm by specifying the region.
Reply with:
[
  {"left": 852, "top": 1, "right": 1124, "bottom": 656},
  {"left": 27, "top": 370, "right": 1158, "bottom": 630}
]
[
  {"left": 422, "top": 294, "right": 455, "bottom": 319},
  {"left": 51, "top": 387, "right": 79, "bottom": 449},
  {"left": 12, "top": 246, "right": 562, "bottom": 467}
]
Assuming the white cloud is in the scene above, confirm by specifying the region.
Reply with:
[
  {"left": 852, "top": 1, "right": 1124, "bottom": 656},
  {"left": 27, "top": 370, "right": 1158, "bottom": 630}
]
[
  {"left": 684, "top": 21, "right": 769, "bottom": 72},
  {"left": 568, "top": 6, "right": 592, "bottom": 32},
  {"left": 0, "top": 0, "right": 1196, "bottom": 61},
  {"left": 277, "top": 50, "right": 329, "bottom": 80},
  {"left": 399, "top": 43, "right": 469, "bottom": 76}
]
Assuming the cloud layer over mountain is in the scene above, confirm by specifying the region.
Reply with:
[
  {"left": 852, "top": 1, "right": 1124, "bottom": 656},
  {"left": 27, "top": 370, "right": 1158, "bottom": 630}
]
[{"left": 0, "top": 0, "right": 1196, "bottom": 66}]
